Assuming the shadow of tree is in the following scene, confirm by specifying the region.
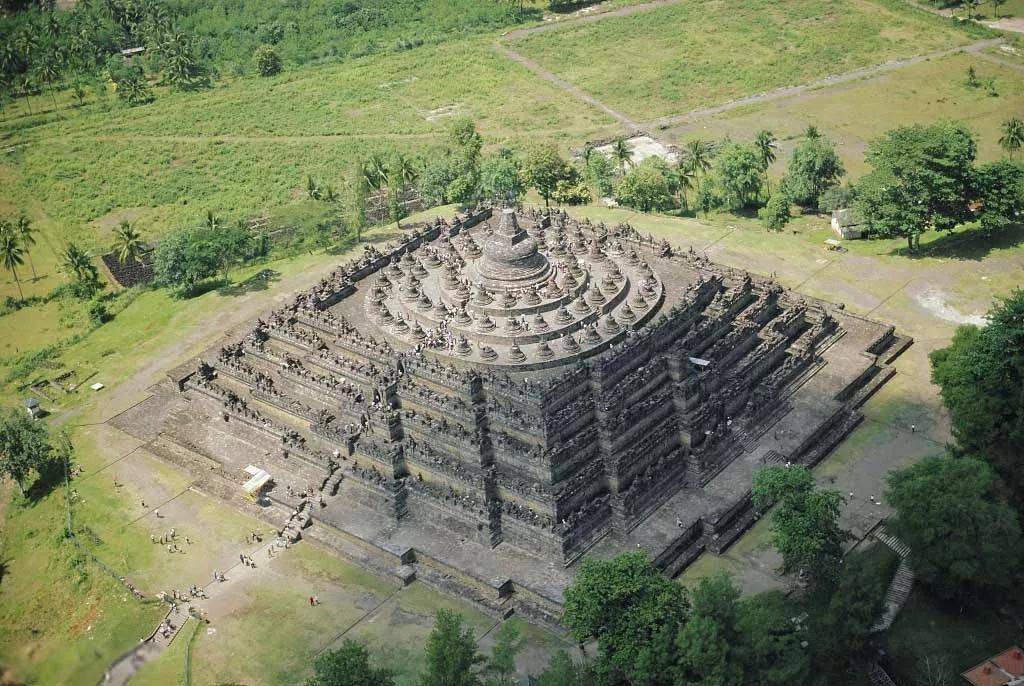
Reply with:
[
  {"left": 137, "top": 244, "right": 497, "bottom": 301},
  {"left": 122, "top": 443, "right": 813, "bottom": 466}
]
[
  {"left": 888, "top": 224, "right": 1024, "bottom": 261},
  {"left": 24, "top": 456, "right": 65, "bottom": 504},
  {"left": 218, "top": 269, "right": 281, "bottom": 297}
]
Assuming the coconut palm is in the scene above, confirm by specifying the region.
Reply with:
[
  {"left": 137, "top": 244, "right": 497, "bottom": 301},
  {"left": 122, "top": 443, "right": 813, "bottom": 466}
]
[
  {"left": 683, "top": 138, "right": 713, "bottom": 194},
  {"left": 674, "top": 164, "right": 695, "bottom": 209},
  {"left": 15, "top": 215, "right": 37, "bottom": 279},
  {"left": 61, "top": 242, "right": 97, "bottom": 283},
  {"left": 1, "top": 230, "right": 26, "bottom": 299},
  {"left": 611, "top": 138, "right": 631, "bottom": 175},
  {"left": 112, "top": 220, "right": 143, "bottom": 265},
  {"left": 754, "top": 130, "right": 777, "bottom": 194},
  {"left": 999, "top": 117, "right": 1024, "bottom": 160}
]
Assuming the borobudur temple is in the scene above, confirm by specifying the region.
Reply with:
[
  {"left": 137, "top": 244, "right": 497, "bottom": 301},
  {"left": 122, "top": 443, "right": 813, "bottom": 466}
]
[{"left": 120, "top": 206, "right": 909, "bottom": 626}]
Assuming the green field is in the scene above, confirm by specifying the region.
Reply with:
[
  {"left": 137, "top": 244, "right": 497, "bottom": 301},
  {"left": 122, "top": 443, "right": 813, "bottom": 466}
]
[
  {"left": 513, "top": 0, "right": 980, "bottom": 121},
  {"left": 664, "top": 51, "right": 1024, "bottom": 178}
]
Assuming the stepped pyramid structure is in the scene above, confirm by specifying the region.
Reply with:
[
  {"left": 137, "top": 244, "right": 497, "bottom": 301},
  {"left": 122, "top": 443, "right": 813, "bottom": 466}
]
[{"left": 121, "top": 206, "right": 909, "bottom": 625}]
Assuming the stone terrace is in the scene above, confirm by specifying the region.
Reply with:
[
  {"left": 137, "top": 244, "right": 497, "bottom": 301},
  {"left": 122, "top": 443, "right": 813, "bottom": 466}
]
[{"left": 117, "top": 206, "right": 909, "bottom": 627}]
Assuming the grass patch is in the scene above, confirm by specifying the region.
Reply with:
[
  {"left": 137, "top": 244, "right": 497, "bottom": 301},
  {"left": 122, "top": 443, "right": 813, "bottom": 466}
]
[{"left": 513, "top": 0, "right": 975, "bottom": 121}]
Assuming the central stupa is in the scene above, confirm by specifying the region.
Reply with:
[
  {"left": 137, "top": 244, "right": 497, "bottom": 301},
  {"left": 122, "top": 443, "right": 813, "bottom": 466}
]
[{"left": 473, "top": 207, "right": 552, "bottom": 290}]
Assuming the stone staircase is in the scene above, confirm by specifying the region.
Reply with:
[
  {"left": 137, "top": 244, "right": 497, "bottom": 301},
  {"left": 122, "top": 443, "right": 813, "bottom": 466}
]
[
  {"left": 872, "top": 527, "right": 914, "bottom": 632},
  {"left": 280, "top": 499, "right": 314, "bottom": 543},
  {"left": 323, "top": 468, "right": 344, "bottom": 496}
]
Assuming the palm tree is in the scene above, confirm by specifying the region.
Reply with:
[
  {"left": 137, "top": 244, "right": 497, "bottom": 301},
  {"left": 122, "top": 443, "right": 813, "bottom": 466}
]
[
  {"left": 612, "top": 138, "right": 631, "bottom": 175},
  {"left": 61, "top": 243, "right": 97, "bottom": 283},
  {"left": 387, "top": 153, "right": 419, "bottom": 229},
  {"left": 683, "top": 139, "right": 712, "bottom": 194},
  {"left": 112, "top": 220, "right": 143, "bottom": 265},
  {"left": 674, "top": 164, "right": 695, "bottom": 209},
  {"left": 754, "top": 130, "right": 777, "bottom": 195},
  {"left": 205, "top": 210, "right": 222, "bottom": 231},
  {"left": 306, "top": 175, "right": 322, "bottom": 200},
  {"left": 999, "top": 117, "right": 1024, "bottom": 160},
  {"left": 1, "top": 230, "right": 26, "bottom": 300},
  {"left": 15, "top": 215, "right": 37, "bottom": 279}
]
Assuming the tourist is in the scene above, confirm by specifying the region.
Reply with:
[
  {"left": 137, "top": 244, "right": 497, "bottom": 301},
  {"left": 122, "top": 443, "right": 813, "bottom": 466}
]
[{"left": 154, "top": 508, "right": 162, "bottom": 519}]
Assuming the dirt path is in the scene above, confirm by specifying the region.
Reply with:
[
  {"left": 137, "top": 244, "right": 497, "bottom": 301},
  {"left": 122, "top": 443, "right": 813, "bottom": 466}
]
[
  {"left": 493, "top": 42, "right": 640, "bottom": 130},
  {"left": 501, "top": 0, "right": 685, "bottom": 41}
]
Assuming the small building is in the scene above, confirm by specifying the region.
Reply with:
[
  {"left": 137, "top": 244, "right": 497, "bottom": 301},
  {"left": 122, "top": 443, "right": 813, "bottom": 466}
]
[
  {"left": 831, "top": 208, "right": 865, "bottom": 240},
  {"left": 120, "top": 47, "right": 146, "bottom": 62},
  {"left": 24, "top": 398, "right": 42, "bottom": 420},
  {"left": 962, "top": 646, "right": 1024, "bottom": 686}
]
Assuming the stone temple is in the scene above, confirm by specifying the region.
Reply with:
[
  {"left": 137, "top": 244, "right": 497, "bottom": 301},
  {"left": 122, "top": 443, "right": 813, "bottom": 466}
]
[{"left": 119, "top": 206, "right": 909, "bottom": 626}]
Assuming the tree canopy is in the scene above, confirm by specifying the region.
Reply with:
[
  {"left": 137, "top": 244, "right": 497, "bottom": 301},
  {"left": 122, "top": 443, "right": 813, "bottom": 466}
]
[
  {"left": 783, "top": 134, "right": 845, "bottom": 209},
  {"left": 523, "top": 144, "right": 573, "bottom": 209},
  {"left": 930, "top": 289, "right": 1024, "bottom": 503},
  {"left": 752, "top": 466, "right": 848, "bottom": 588},
  {"left": 420, "top": 609, "right": 484, "bottom": 686},
  {"left": 855, "top": 120, "right": 976, "bottom": 250},
  {"left": 0, "top": 408, "right": 54, "bottom": 496},
  {"left": 307, "top": 639, "right": 395, "bottom": 686},
  {"left": 886, "top": 455, "right": 1022, "bottom": 599},
  {"left": 563, "top": 552, "right": 689, "bottom": 684},
  {"left": 616, "top": 158, "right": 676, "bottom": 212},
  {"left": 712, "top": 142, "right": 763, "bottom": 209}
]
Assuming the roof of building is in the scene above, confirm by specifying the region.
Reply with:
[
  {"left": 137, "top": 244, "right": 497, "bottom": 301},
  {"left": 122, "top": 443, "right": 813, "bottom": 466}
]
[
  {"left": 994, "top": 647, "right": 1024, "bottom": 678},
  {"left": 963, "top": 647, "right": 1024, "bottom": 686},
  {"left": 833, "top": 208, "right": 864, "bottom": 227}
]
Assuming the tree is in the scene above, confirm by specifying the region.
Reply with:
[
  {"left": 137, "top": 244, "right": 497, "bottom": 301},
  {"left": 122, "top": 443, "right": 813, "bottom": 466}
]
[
  {"left": 854, "top": 121, "right": 976, "bottom": 251},
  {"left": 107, "top": 57, "right": 153, "bottom": 106},
  {"left": 346, "top": 159, "right": 369, "bottom": 242},
  {"left": 886, "top": 455, "right": 1022, "bottom": 600},
  {"left": 485, "top": 622, "right": 521, "bottom": 686},
  {"left": 752, "top": 466, "right": 848, "bottom": 589},
  {"left": 754, "top": 130, "right": 777, "bottom": 194},
  {"left": 673, "top": 574, "right": 743, "bottom": 686},
  {"left": 972, "top": 160, "right": 1024, "bottom": 234},
  {"left": 421, "top": 609, "right": 484, "bottom": 686},
  {"left": 523, "top": 144, "right": 572, "bottom": 210},
  {"left": 817, "top": 183, "right": 857, "bottom": 214},
  {"left": 758, "top": 191, "right": 791, "bottom": 231},
  {"left": 783, "top": 134, "right": 845, "bottom": 209},
  {"left": 253, "top": 44, "right": 282, "bottom": 76},
  {"left": 0, "top": 408, "right": 53, "bottom": 496},
  {"left": 536, "top": 651, "right": 590, "bottom": 686},
  {"left": 15, "top": 215, "right": 36, "bottom": 280},
  {"left": 153, "top": 227, "right": 219, "bottom": 294},
  {"left": 999, "top": 116, "right": 1024, "bottom": 160},
  {"left": 616, "top": 158, "right": 675, "bottom": 212},
  {"left": 713, "top": 142, "right": 763, "bottom": 210},
  {"left": 387, "top": 152, "right": 419, "bottom": 227},
  {"left": 992, "top": 0, "right": 1005, "bottom": 17},
  {"left": 61, "top": 243, "right": 98, "bottom": 285},
  {"left": 586, "top": 152, "right": 615, "bottom": 198},
  {"left": 611, "top": 138, "right": 631, "bottom": 175},
  {"left": 112, "top": 220, "right": 143, "bottom": 265},
  {"left": 563, "top": 552, "right": 689, "bottom": 685},
  {"left": 811, "top": 547, "right": 893, "bottom": 670},
  {"left": 930, "top": 290, "right": 1024, "bottom": 504},
  {"left": 963, "top": 0, "right": 979, "bottom": 19},
  {"left": 683, "top": 138, "right": 713, "bottom": 194},
  {"left": 735, "top": 591, "right": 810, "bottom": 686},
  {"left": 308, "top": 639, "right": 394, "bottom": 686},
  {"left": 1, "top": 229, "right": 26, "bottom": 300},
  {"left": 480, "top": 150, "right": 524, "bottom": 204},
  {"left": 158, "top": 31, "right": 209, "bottom": 91}
]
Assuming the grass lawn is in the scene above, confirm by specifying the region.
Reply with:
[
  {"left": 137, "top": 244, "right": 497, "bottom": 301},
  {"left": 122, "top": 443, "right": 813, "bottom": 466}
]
[
  {"left": 0, "top": 37, "right": 617, "bottom": 285},
  {"left": 512, "top": 0, "right": 979, "bottom": 121},
  {"left": 665, "top": 51, "right": 1024, "bottom": 179}
]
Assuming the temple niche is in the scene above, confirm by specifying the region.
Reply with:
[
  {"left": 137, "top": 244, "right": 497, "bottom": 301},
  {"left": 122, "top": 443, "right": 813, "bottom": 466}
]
[{"left": 172, "top": 206, "right": 909, "bottom": 626}]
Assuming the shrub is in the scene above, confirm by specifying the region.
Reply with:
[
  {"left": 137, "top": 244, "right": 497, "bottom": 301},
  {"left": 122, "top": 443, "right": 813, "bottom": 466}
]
[{"left": 253, "top": 45, "right": 283, "bottom": 77}]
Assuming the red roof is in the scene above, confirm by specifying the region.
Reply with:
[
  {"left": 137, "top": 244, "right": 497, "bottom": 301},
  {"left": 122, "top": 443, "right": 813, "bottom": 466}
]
[
  {"left": 962, "top": 647, "right": 1024, "bottom": 686},
  {"left": 993, "top": 647, "right": 1024, "bottom": 678},
  {"left": 962, "top": 661, "right": 1009, "bottom": 686}
]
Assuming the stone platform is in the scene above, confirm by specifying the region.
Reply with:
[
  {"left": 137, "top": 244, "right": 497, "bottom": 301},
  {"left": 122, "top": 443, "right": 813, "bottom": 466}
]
[{"left": 115, "top": 206, "right": 909, "bottom": 627}]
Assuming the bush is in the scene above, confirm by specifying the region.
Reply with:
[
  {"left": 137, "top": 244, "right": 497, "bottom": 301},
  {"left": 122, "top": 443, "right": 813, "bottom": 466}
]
[
  {"left": 552, "top": 178, "right": 592, "bottom": 205},
  {"left": 253, "top": 45, "right": 283, "bottom": 76},
  {"left": 88, "top": 300, "right": 111, "bottom": 326},
  {"left": 759, "top": 192, "right": 791, "bottom": 231},
  {"left": 616, "top": 158, "right": 675, "bottom": 212},
  {"left": 818, "top": 183, "right": 857, "bottom": 214}
]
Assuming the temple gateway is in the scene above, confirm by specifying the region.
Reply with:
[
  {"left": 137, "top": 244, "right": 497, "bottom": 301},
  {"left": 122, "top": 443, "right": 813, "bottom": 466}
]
[{"left": 124, "top": 206, "right": 909, "bottom": 627}]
